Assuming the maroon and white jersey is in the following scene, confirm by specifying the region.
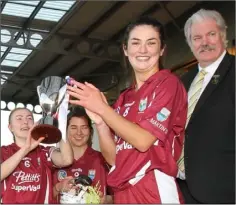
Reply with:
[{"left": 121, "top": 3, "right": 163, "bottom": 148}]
[
  {"left": 108, "top": 69, "right": 187, "bottom": 192},
  {"left": 1, "top": 143, "right": 56, "bottom": 203},
  {"left": 53, "top": 147, "right": 108, "bottom": 197}
]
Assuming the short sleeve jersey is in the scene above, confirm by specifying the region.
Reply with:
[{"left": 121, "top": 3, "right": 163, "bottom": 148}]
[
  {"left": 53, "top": 147, "right": 108, "bottom": 200},
  {"left": 1, "top": 143, "right": 56, "bottom": 203},
  {"left": 107, "top": 69, "right": 187, "bottom": 192}
]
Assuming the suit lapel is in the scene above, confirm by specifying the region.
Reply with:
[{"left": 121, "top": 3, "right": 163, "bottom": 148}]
[{"left": 189, "top": 53, "right": 232, "bottom": 121}]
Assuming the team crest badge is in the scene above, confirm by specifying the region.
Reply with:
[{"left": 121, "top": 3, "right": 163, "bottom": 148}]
[
  {"left": 58, "top": 170, "right": 67, "bottom": 181},
  {"left": 156, "top": 108, "right": 171, "bottom": 122},
  {"left": 139, "top": 97, "right": 148, "bottom": 112},
  {"left": 88, "top": 169, "right": 96, "bottom": 180}
]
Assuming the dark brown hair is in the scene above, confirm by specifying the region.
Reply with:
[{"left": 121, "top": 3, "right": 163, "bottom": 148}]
[
  {"left": 67, "top": 106, "right": 93, "bottom": 147},
  {"left": 123, "top": 16, "right": 166, "bottom": 50}
]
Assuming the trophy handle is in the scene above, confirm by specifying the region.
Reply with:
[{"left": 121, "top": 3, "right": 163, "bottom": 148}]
[
  {"left": 37, "top": 85, "right": 45, "bottom": 109},
  {"left": 37, "top": 85, "right": 41, "bottom": 98},
  {"left": 57, "top": 84, "right": 67, "bottom": 106}
]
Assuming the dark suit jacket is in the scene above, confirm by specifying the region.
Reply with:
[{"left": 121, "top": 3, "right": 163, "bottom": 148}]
[{"left": 182, "top": 52, "right": 235, "bottom": 203}]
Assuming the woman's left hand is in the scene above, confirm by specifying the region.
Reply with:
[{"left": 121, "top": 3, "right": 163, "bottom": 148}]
[{"left": 67, "top": 81, "right": 107, "bottom": 115}]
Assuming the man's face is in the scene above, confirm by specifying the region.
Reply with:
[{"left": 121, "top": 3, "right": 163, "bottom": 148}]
[{"left": 190, "top": 18, "right": 225, "bottom": 67}]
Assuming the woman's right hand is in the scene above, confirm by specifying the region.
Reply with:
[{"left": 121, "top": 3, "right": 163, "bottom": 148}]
[
  {"left": 84, "top": 82, "right": 108, "bottom": 126},
  {"left": 23, "top": 125, "right": 45, "bottom": 153},
  {"left": 57, "top": 176, "right": 75, "bottom": 193}
]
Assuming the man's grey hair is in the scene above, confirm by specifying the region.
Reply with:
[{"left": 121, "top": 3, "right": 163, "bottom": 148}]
[{"left": 184, "top": 9, "right": 228, "bottom": 48}]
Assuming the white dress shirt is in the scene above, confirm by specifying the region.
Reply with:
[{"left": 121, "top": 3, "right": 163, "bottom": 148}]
[{"left": 189, "top": 50, "right": 226, "bottom": 101}]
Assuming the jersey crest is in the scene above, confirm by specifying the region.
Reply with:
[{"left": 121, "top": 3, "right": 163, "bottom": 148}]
[
  {"left": 58, "top": 170, "right": 67, "bottom": 181},
  {"left": 88, "top": 169, "right": 96, "bottom": 180},
  {"left": 139, "top": 97, "right": 148, "bottom": 112},
  {"left": 156, "top": 107, "right": 171, "bottom": 122}
]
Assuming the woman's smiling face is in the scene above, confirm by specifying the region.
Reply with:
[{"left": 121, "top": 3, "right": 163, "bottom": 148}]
[{"left": 124, "top": 25, "right": 164, "bottom": 74}]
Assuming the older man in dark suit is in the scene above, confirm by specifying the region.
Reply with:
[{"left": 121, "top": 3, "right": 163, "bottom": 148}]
[{"left": 177, "top": 9, "right": 235, "bottom": 204}]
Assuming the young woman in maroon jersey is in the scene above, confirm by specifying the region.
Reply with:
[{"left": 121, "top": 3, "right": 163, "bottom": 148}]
[
  {"left": 52, "top": 107, "right": 113, "bottom": 203},
  {"left": 67, "top": 17, "right": 187, "bottom": 203},
  {"left": 1, "top": 108, "right": 73, "bottom": 203}
]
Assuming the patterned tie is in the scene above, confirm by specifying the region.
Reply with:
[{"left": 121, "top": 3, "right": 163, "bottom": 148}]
[{"left": 177, "top": 68, "right": 207, "bottom": 172}]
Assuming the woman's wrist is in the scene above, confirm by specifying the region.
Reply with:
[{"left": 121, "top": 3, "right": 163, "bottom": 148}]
[
  {"left": 97, "top": 102, "right": 109, "bottom": 116},
  {"left": 55, "top": 182, "right": 61, "bottom": 193},
  {"left": 95, "top": 119, "right": 106, "bottom": 127},
  {"left": 95, "top": 120, "right": 108, "bottom": 129},
  {"left": 20, "top": 146, "right": 30, "bottom": 157}
]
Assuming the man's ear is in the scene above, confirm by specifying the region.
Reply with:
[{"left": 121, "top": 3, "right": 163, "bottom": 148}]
[{"left": 123, "top": 44, "right": 128, "bottom": 56}]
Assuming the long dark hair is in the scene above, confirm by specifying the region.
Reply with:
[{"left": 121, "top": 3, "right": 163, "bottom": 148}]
[
  {"left": 67, "top": 106, "right": 94, "bottom": 147},
  {"left": 123, "top": 16, "right": 166, "bottom": 50}
]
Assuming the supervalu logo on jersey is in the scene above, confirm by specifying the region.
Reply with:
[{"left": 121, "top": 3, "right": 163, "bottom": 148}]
[{"left": 156, "top": 107, "right": 171, "bottom": 122}]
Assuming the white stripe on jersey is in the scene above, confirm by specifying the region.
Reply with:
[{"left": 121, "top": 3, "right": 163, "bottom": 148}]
[
  {"left": 44, "top": 171, "right": 49, "bottom": 204},
  {"left": 172, "top": 135, "right": 179, "bottom": 156},
  {"left": 1, "top": 180, "right": 6, "bottom": 203},
  {"left": 128, "top": 160, "right": 151, "bottom": 186},
  {"left": 3, "top": 179, "right": 6, "bottom": 190},
  {"left": 108, "top": 165, "right": 116, "bottom": 174},
  {"left": 154, "top": 139, "right": 159, "bottom": 146},
  {"left": 154, "top": 169, "right": 180, "bottom": 203}
]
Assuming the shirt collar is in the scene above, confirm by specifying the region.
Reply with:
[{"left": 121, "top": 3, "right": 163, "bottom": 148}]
[
  {"left": 131, "top": 69, "right": 170, "bottom": 89},
  {"left": 146, "top": 69, "right": 170, "bottom": 84},
  {"left": 198, "top": 50, "right": 226, "bottom": 74}
]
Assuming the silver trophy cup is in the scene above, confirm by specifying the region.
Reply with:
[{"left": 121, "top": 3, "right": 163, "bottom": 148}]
[{"left": 31, "top": 76, "right": 67, "bottom": 144}]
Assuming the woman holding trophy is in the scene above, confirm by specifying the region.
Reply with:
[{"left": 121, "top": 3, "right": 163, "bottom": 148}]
[
  {"left": 52, "top": 107, "right": 113, "bottom": 204},
  {"left": 0, "top": 107, "right": 74, "bottom": 203},
  {"left": 67, "top": 17, "right": 187, "bottom": 203}
]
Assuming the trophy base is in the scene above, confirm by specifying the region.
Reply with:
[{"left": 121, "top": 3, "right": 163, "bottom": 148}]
[{"left": 31, "top": 124, "right": 62, "bottom": 144}]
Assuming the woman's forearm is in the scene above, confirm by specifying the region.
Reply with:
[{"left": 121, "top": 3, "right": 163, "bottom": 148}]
[
  {"left": 99, "top": 105, "right": 156, "bottom": 152},
  {"left": 96, "top": 122, "right": 116, "bottom": 166},
  {"left": 1, "top": 147, "right": 28, "bottom": 181}
]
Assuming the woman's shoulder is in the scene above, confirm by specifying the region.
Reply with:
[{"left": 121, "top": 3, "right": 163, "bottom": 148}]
[
  {"left": 1, "top": 143, "right": 18, "bottom": 161},
  {"left": 157, "top": 69, "right": 185, "bottom": 88},
  {"left": 160, "top": 69, "right": 181, "bottom": 82},
  {"left": 119, "top": 86, "right": 133, "bottom": 97},
  {"left": 1, "top": 143, "right": 16, "bottom": 151},
  {"left": 88, "top": 147, "right": 102, "bottom": 156},
  {"left": 88, "top": 148, "right": 106, "bottom": 162}
]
